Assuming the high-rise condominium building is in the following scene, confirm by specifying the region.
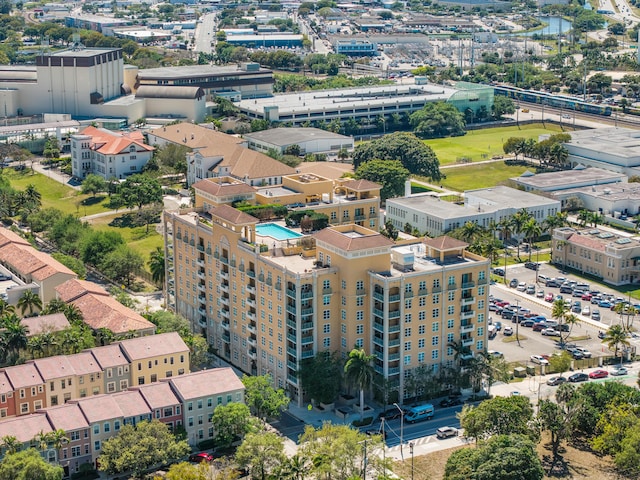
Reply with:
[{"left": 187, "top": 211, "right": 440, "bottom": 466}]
[{"left": 163, "top": 190, "right": 489, "bottom": 403}]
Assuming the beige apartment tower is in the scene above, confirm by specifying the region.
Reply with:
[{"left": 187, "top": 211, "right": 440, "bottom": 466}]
[{"left": 163, "top": 198, "right": 489, "bottom": 402}]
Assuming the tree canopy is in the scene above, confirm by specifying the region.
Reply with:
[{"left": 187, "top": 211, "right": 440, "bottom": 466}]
[
  {"left": 354, "top": 159, "right": 410, "bottom": 201},
  {"left": 458, "top": 395, "right": 536, "bottom": 442},
  {"left": 241, "top": 374, "right": 290, "bottom": 420},
  {"left": 0, "top": 449, "right": 63, "bottom": 480},
  {"left": 409, "top": 102, "right": 466, "bottom": 139},
  {"left": 211, "top": 402, "right": 256, "bottom": 448},
  {"left": 97, "top": 420, "right": 190, "bottom": 477},
  {"left": 351, "top": 132, "right": 442, "bottom": 180}
]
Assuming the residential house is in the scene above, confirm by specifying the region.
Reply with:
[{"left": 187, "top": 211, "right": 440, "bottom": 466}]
[
  {"left": 55, "top": 279, "right": 156, "bottom": 336},
  {"left": 0, "top": 414, "right": 52, "bottom": 458},
  {"left": 66, "top": 352, "right": 103, "bottom": 399},
  {"left": 89, "top": 344, "right": 131, "bottom": 394},
  {"left": 31, "top": 356, "right": 78, "bottom": 407},
  {"left": 111, "top": 390, "right": 152, "bottom": 427},
  {"left": 117, "top": 331, "right": 190, "bottom": 386},
  {"left": 4, "top": 363, "right": 46, "bottom": 416},
  {"left": 44, "top": 403, "right": 92, "bottom": 477},
  {"left": 22, "top": 313, "right": 70, "bottom": 337},
  {"left": 165, "top": 368, "right": 244, "bottom": 446},
  {"left": 131, "top": 382, "right": 182, "bottom": 431},
  {"left": 0, "top": 372, "right": 15, "bottom": 419}
]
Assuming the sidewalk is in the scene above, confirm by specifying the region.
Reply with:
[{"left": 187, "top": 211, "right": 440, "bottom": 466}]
[{"left": 30, "top": 159, "right": 81, "bottom": 190}]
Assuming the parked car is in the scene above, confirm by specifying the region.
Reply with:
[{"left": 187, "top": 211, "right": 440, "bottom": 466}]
[
  {"left": 517, "top": 282, "right": 527, "bottom": 292},
  {"left": 568, "top": 372, "right": 589, "bottom": 383},
  {"left": 538, "top": 274, "right": 550, "bottom": 283},
  {"left": 542, "top": 328, "right": 561, "bottom": 336},
  {"left": 560, "top": 285, "right": 573, "bottom": 294},
  {"left": 589, "top": 369, "right": 609, "bottom": 379},
  {"left": 487, "top": 350, "right": 504, "bottom": 358},
  {"left": 189, "top": 453, "right": 214, "bottom": 463},
  {"left": 582, "top": 293, "right": 592, "bottom": 301},
  {"left": 533, "top": 322, "right": 548, "bottom": 332},
  {"left": 545, "top": 293, "right": 554, "bottom": 302},
  {"left": 530, "top": 355, "right": 549, "bottom": 365},
  {"left": 571, "top": 350, "right": 584, "bottom": 360},
  {"left": 493, "top": 268, "right": 505, "bottom": 276},
  {"left": 503, "top": 326, "right": 514, "bottom": 336},
  {"left": 439, "top": 397, "right": 462, "bottom": 408},
  {"left": 592, "top": 309, "right": 601, "bottom": 321},
  {"left": 525, "top": 285, "right": 536, "bottom": 295},
  {"left": 521, "top": 319, "right": 535, "bottom": 327},
  {"left": 547, "top": 376, "right": 567, "bottom": 386},
  {"left": 536, "top": 289, "right": 545, "bottom": 298},
  {"left": 575, "top": 347, "right": 592, "bottom": 358},
  {"left": 524, "top": 261, "right": 539, "bottom": 270},
  {"left": 571, "top": 301, "right": 582, "bottom": 313},
  {"left": 599, "top": 300, "right": 613, "bottom": 308},
  {"left": 546, "top": 279, "right": 561, "bottom": 287},
  {"left": 509, "top": 278, "right": 519, "bottom": 288},
  {"left": 436, "top": 426, "right": 459, "bottom": 439},
  {"left": 611, "top": 366, "right": 628, "bottom": 376},
  {"left": 0, "top": 274, "right": 10, "bottom": 281},
  {"left": 494, "top": 321, "right": 502, "bottom": 331},
  {"left": 378, "top": 408, "right": 403, "bottom": 420},
  {"left": 581, "top": 306, "right": 590, "bottom": 316}
]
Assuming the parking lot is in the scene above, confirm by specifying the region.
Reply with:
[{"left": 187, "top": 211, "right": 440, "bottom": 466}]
[{"left": 488, "top": 262, "right": 640, "bottom": 365}]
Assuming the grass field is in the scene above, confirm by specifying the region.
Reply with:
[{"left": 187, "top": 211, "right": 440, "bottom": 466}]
[
  {"left": 421, "top": 162, "right": 530, "bottom": 192},
  {"left": 85, "top": 212, "right": 163, "bottom": 260},
  {"left": 3, "top": 168, "right": 111, "bottom": 216},
  {"left": 426, "top": 124, "right": 565, "bottom": 166}
]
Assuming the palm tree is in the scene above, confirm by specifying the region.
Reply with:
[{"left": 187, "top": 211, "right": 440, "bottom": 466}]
[
  {"left": 521, "top": 218, "right": 542, "bottom": 261},
  {"left": 560, "top": 313, "right": 579, "bottom": 346},
  {"left": 17, "top": 290, "right": 42, "bottom": 317},
  {"left": 2, "top": 314, "right": 28, "bottom": 360},
  {"left": 542, "top": 212, "right": 568, "bottom": 236},
  {"left": 497, "top": 218, "right": 513, "bottom": 284},
  {"left": 603, "top": 325, "right": 630, "bottom": 364},
  {"left": 42, "top": 298, "right": 66, "bottom": 315},
  {"left": 27, "top": 335, "right": 45, "bottom": 359},
  {"left": 457, "top": 221, "right": 483, "bottom": 243},
  {"left": 0, "top": 299, "right": 14, "bottom": 317},
  {"left": 344, "top": 348, "right": 375, "bottom": 419},
  {"left": 0, "top": 435, "right": 21, "bottom": 455},
  {"left": 510, "top": 209, "right": 532, "bottom": 261},
  {"left": 577, "top": 209, "right": 591, "bottom": 227},
  {"left": 63, "top": 304, "right": 84, "bottom": 326},
  {"left": 23, "top": 184, "right": 42, "bottom": 209},
  {"left": 148, "top": 246, "right": 165, "bottom": 287},
  {"left": 283, "top": 454, "right": 309, "bottom": 480}
]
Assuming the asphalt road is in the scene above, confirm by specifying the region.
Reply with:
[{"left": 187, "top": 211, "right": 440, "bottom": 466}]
[{"left": 194, "top": 13, "right": 216, "bottom": 54}]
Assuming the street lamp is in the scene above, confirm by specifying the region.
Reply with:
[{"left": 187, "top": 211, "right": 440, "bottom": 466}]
[
  {"left": 409, "top": 442, "right": 415, "bottom": 480},
  {"left": 515, "top": 299, "right": 521, "bottom": 347},
  {"left": 393, "top": 402, "right": 404, "bottom": 460}
]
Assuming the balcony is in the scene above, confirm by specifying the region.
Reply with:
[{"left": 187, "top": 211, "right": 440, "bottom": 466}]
[
  {"left": 462, "top": 338, "right": 474, "bottom": 347},
  {"left": 373, "top": 321, "right": 384, "bottom": 332},
  {"left": 221, "top": 332, "right": 230, "bottom": 343},
  {"left": 230, "top": 259, "right": 236, "bottom": 268},
  {"left": 248, "top": 348, "right": 257, "bottom": 360},
  {"left": 462, "top": 281, "right": 475, "bottom": 289},
  {"left": 198, "top": 318, "right": 207, "bottom": 328},
  {"left": 461, "top": 323, "right": 474, "bottom": 334},
  {"left": 196, "top": 258, "right": 205, "bottom": 267},
  {"left": 247, "top": 270, "right": 256, "bottom": 278},
  {"left": 205, "top": 247, "right": 211, "bottom": 256},
  {"left": 389, "top": 293, "right": 401, "bottom": 302},
  {"left": 197, "top": 244, "right": 204, "bottom": 252},
  {"left": 213, "top": 251, "right": 219, "bottom": 259},
  {"left": 461, "top": 310, "right": 474, "bottom": 320},
  {"left": 221, "top": 308, "right": 230, "bottom": 317},
  {"left": 301, "top": 335, "right": 313, "bottom": 344},
  {"left": 301, "top": 307, "right": 313, "bottom": 316},
  {"left": 286, "top": 288, "right": 296, "bottom": 298},
  {"left": 373, "top": 291, "right": 384, "bottom": 302},
  {"left": 247, "top": 322, "right": 256, "bottom": 333},
  {"left": 275, "top": 282, "right": 282, "bottom": 291},
  {"left": 447, "top": 283, "right": 457, "bottom": 291},
  {"left": 374, "top": 350, "right": 384, "bottom": 361},
  {"left": 287, "top": 375, "right": 298, "bottom": 385},
  {"left": 373, "top": 308, "right": 384, "bottom": 318},
  {"left": 373, "top": 337, "right": 384, "bottom": 347},
  {"left": 418, "top": 289, "right": 428, "bottom": 296},
  {"left": 197, "top": 283, "right": 206, "bottom": 292},
  {"left": 301, "top": 321, "right": 314, "bottom": 330},
  {"left": 248, "top": 336, "right": 257, "bottom": 347},
  {"left": 286, "top": 305, "right": 296, "bottom": 315},
  {"left": 301, "top": 290, "right": 314, "bottom": 300},
  {"left": 287, "top": 347, "right": 297, "bottom": 357},
  {"left": 374, "top": 365, "right": 384, "bottom": 375},
  {"left": 287, "top": 332, "right": 297, "bottom": 343},
  {"left": 238, "top": 264, "right": 244, "bottom": 272},
  {"left": 356, "top": 288, "right": 366, "bottom": 296},
  {"left": 247, "top": 298, "right": 256, "bottom": 308},
  {"left": 301, "top": 350, "right": 314, "bottom": 359},
  {"left": 197, "top": 270, "right": 206, "bottom": 280},
  {"left": 286, "top": 318, "right": 296, "bottom": 329},
  {"left": 389, "top": 310, "right": 400, "bottom": 319},
  {"left": 478, "top": 278, "right": 487, "bottom": 285},
  {"left": 388, "top": 338, "right": 400, "bottom": 347},
  {"left": 404, "top": 291, "right": 414, "bottom": 298},
  {"left": 388, "top": 352, "right": 400, "bottom": 361},
  {"left": 322, "top": 287, "right": 332, "bottom": 295},
  {"left": 220, "top": 256, "right": 229, "bottom": 265},
  {"left": 388, "top": 367, "right": 400, "bottom": 375},
  {"left": 432, "top": 286, "right": 442, "bottom": 293},
  {"left": 198, "top": 294, "right": 206, "bottom": 303},
  {"left": 247, "top": 285, "right": 256, "bottom": 294},
  {"left": 388, "top": 323, "right": 400, "bottom": 333},
  {"left": 247, "top": 311, "right": 256, "bottom": 320},
  {"left": 220, "top": 283, "right": 229, "bottom": 293},
  {"left": 198, "top": 307, "right": 206, "bottom": 315},
  {"left": 287, "top": 360, "right": 298, "bottom": 371},
  {"left": 221, "top": 320, "right": 230, "bottom": 330},
  {"left": 221, "top": 296, "right": 229, "bottom": 306},
  {"left": 461, "top": 296, "right": 475, "bottom": 306},
  {"left": 220, "top": 271, "right": 229, "bottom": 280},
  {"left": 355, "top": 214, "right": 366, "bottom": 221}
]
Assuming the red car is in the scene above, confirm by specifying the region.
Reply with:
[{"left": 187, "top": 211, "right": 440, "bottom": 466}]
[
  {"left": 544, "top": 293, "right": 554, "bottom": 302},
  {"left": 581, "top": 293, "right": 592, "bottom": 301},
  {"left": 589, "top": 370, "right": 609, "bottom": 379},
  {"left": 496, "top": 301, "right": 510, "bottom": 307},
  {"left": 189, "top": 453, "right": 213, "bottom": 463}
]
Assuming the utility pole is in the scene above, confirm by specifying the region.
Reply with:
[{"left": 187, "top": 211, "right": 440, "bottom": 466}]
[
  {"left": 362, "top": 439, "right": 368, "bottom": 480},
  {"left": 516, "top": 299, "right": 521, "bottom": 347},
  {"left": 394, "top": 403, "right": 404, "bottom": 460}
]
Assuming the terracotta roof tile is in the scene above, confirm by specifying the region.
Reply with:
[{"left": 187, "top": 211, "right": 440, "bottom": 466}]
[
  {"left": 0, "top": 371, "right": 12, "bottom": 395},
  {"left": 193, "top": 179, "right": 255, "bottom": 197},
  {"left": 0, "top": 414, "right": 51, "bottom": 443},
  {"left": 3, "top": 363, "right": 44, "bottom": 389},
  {"left": 45, "top": 403, "right": 89, "bottom": 432},
  {"left": 80, "top": 126, "right": 154, "bottom": 156},
  {"left": 0, "top": 227, "right": 30, "bottom": 248},
  {"left": 295, "top": 161, "right": 354, "bottom": 180},
  {"left": 69, "top": 294, "right": 155, "bottom": 335},
  {"left": 117, "top": 332, "right": 188, "bottom": 361},
  {"left": 22, "top": 313, "right": 70, "bottom": 337},
  {"left": 72, "top": 395, "right": 124, "bottom": 424},
  {"left": 340, "top": 179, "right": 381, "bottom": 191},
  {"left": 210, "top": 205, "right": 259, "bottom": 225},
  {"left": 66, "top": 352, "right": 102, "bottom": 376},
  {"left": 0, "top": 243, "right": 75, "bottom": 280},
  {"left": 148, "top": 122, "right": 244, "bottom": 149},
  {"left": 31, "top": 356, "right": 75, "bottom": 381},
  {"left": 568, "top": 233, "right": 607, "bottom": 252},
  {"left": 168, "top": 368, "right": 243, "bottom": 401},
  {"left": 314, "top": 227, "right": 394, "bottom": 251},
  {"left": 55, "top": 279, "right": 109, "bottom": 303},
  {"left": 423, "top": 236, "right": 469, "bottom": 250}
]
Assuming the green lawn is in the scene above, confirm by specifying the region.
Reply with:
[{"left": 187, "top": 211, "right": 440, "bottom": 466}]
[
  {"left": 423, "top": 162, "right": 530, "bottom": 192},
  {"left": 86, "top": 212, "right": 163, "bottom": 261},
  {"left": 3, "top": 168, "right": 111, "bottom": 216},
  {"left": 426, "top": 123, "right": 565, "bottom": 165}
]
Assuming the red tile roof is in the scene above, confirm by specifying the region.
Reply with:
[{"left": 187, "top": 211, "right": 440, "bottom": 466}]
[
  {"left": 66, "top": 352, "right": 102, "bottom": 376},
  {"left": 133, "top": 382, "right": 181, "bottom": 410},
  {"left": 31, "top": 356, "right": 75, "bottom": 381},
  {"left": 568, "top": 233, "right": 607, "bottom": 252},
  {"left": 0, "top": 371, "right": 12, "bottom": 395},
  {"left": 424, "top": 236, "right": 469, "bottom": 251},
  {"left": 55, "top": 279, "right": 109, "bottom": 303},
  {"left": 0, "top": 227, "right": 30, "bottom": 248},
  {"left": 0, "top": 414, "right": 51, "bottom": 442},
  {"left": 80, "top": 126, "right": 154, "bottom": 155},
  {"left": 0, "top": 242, "right": 75, "bottom": 280},
  {"left": 193, "top": 179, "right": 255, "bottom": 197},
  {"left": 314, "top": 228, "right": 394, "bottom": 251},
  {"left": 71, "top": 395, "right": 124, "bottom": 424},
  {"left": 89, "top": 344, "right": 129, "bottom": 369},
  {"left": 168, "top": 368, "right": 244, "bottom": 401},
  {"left": 111, "top": 390, "right": 151, "bottom": 419},
  {"left": 210, "top": 205, "right": 258, "bottom": 225}
]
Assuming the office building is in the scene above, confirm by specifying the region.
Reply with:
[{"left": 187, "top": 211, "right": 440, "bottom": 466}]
[
  {"left": 163, "top": 197, "right": 490, "bottom": 402},
  {"left": 244, "top": 127, "right": 354, "bottom": 155}
]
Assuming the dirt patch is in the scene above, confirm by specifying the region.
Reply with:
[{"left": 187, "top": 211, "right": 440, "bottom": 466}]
[{"left": 391, "top": 434, "right": 619, "bottom": 480}]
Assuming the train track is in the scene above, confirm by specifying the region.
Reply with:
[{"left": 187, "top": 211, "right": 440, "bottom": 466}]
[{"left": 518, "top": 100, "right": 640, "bottom": 130}]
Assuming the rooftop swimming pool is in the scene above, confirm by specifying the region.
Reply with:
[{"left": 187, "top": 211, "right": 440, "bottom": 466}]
[{"left": 255, "top": 223, "right": 303, "bottom": 241}]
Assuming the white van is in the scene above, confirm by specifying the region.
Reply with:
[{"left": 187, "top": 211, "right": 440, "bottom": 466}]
[{"left": 405, "top": 404, "right": 434, "bottom": 423}]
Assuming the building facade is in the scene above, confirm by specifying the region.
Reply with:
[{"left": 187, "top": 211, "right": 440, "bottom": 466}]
[{"left": 163, "top": 201, "right": 489, "bottom": 402}]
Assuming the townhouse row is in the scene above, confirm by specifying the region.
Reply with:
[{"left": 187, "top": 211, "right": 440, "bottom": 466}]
[
  {"left": 0, "top": 368, "right": 244, "bottom": 478},
  {"left": 0, "top": 332, "right": 190, "bottom": 420}
]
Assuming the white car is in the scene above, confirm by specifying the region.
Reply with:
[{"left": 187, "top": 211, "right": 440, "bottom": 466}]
[
  {"left": 436, "top": 426, "right": 458, "bottom": 439},
  {"left": 581, "top": 306, "right": 590, "bottom": 316},
  {"left": 517, "top": 282, "right": 527, "bottom": 292},
  {"left": 488, "top": 350, "right": 504, "bottom": 358},
  {"left": 574, "top": 347, "right": 592, "bottom": 358},
  {"left": 542, "top": 328, "right": 561, "bottom": 337},
  {"left": 530, "top": 355, "right": 549, "bottom": 365},
  {"left": 611, "top": 366, "right": 628, "bottom": 376},
  {"left": 503, "top": 326, "right": 514, "bottom": 336}
]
